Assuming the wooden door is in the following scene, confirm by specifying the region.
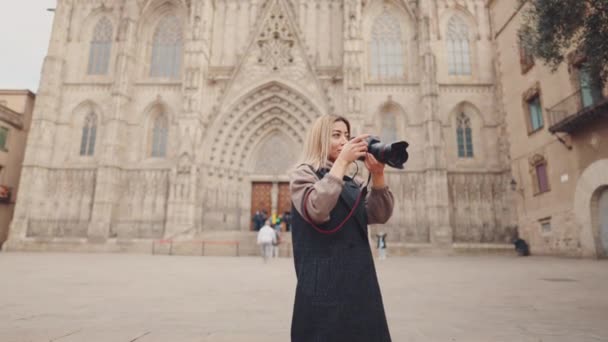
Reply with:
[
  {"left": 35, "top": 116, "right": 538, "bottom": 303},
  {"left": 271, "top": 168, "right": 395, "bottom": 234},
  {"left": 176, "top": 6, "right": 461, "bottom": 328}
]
[
  {"left": 277, "top": 182, "right": 291, "bottom": 231},
  {"left": 251, "top": 182, "right": 272, "bottom": 231},
  {"left": 599, "top": 189, "right": 608, "bottom": 254}
]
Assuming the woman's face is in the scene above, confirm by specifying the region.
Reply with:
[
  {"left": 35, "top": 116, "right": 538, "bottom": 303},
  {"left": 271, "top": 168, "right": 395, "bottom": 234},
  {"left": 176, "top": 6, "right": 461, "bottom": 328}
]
[{"left": 328, "top": 120, "right": 350, "bottom": 162}]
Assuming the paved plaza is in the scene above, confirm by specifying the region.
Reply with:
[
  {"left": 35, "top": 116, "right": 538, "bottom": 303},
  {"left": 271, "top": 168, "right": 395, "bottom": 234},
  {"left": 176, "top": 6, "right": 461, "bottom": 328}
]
[{"left": 0, "top": 252, "right": 607, "bottom": 342}]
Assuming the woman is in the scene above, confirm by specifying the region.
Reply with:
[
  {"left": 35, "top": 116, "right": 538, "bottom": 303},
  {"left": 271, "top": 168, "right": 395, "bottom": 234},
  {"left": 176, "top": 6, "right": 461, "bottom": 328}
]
[{"left": 289, "top": 114, "right": 394, "bottom": 342}]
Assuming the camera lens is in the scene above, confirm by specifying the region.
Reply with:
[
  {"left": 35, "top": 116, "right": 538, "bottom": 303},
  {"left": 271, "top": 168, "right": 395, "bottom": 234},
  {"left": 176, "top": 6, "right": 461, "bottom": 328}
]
[{"left": 366, "top": 137, "right": 409, "bottom": 169}]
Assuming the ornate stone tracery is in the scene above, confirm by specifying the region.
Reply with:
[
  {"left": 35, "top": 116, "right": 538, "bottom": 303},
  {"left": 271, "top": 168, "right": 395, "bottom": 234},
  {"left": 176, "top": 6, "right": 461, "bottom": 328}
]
[
  {"left": 257, "top": 0, "right": 295, "bottom": 71},
  {"left": 253, "top": 132, "right": 297, "bottom": 175},
  {"left": 207, "top": 82, "right": 320, "bottom": 169}
]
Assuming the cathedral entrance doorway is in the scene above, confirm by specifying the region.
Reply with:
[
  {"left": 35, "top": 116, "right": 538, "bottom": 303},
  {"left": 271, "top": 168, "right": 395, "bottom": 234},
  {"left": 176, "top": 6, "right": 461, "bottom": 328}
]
[
  {"left": 250, "top": 181, "right": 291, "bottom": 231},
  {"left": 251, "top": 182, "right": 271, "bottom": 231}
]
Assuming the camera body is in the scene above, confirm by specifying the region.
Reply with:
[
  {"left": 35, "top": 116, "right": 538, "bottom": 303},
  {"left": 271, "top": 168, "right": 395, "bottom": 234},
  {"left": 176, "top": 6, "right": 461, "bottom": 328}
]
[{"left": 359, "top": 136, "right": 409, "bottom": 169}]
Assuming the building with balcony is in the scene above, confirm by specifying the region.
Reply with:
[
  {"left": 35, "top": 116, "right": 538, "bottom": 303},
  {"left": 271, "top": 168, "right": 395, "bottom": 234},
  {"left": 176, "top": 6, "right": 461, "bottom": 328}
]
[
  {"left": 490, "top": 0, "right": 608, "bottom": 257},
  {"left": 0, "top": 90, "right": 35, "bottom": 249}
]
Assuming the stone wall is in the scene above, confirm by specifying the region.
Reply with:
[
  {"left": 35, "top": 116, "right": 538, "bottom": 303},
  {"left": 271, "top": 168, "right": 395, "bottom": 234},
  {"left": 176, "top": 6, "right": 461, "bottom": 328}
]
[
  {"left": 26, "top": 168, "right": 97, "bottom": 238},
  {"left": 381, "top": 172, "right": 430, "bottom": 243},
  {"left": 448, "top": 172, "right": 515, "bottom": 243},
  {"left": 111, "top": 169, "right": 170, "bottom": 239}
]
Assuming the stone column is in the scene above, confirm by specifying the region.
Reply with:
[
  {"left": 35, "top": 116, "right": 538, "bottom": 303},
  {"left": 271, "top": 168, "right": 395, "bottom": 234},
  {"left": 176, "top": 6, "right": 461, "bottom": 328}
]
[
  {"left": 250, "top": 0, "right": 259, "bottom": 29},
  {"left": 419, "top": 13, "right": 453, "bottom": 247},
  {"left": 7, "top": 0, "right": 72, "bottom": 244},
  {"left": 237, "top": 1, "right": 249, "bottom": 57},
  {"left": 271, "top": 181, "right": 279, "bottom": 215},
  {"left": 320, "top": 0, "right": 329, "bottom": 66},
  {"left": 299, "top": 1, "right": 306, "bottom": 33},
  {"left": 343, "top": 0, "right": 364, "bottom": 132},
  {"left": 226, "top": 0, "right": 237, "bottom": 66},
  {"left": 311, "top": 0, "right": 319, "bottom": 63},
  {"left": 488, "top": 1, "right": 517, "bottom": 237},
  {"left": 165, "top": 2, "right": 210, "bottom": 237},
  {"left": 88, "top": 3, "right": 139, "bottom": 242},
  {"left": 330, "top": 0, "right": 339, "bottom": 66},
  {"left": 218, "top": 1, "right": 227, "bottom": 65}
]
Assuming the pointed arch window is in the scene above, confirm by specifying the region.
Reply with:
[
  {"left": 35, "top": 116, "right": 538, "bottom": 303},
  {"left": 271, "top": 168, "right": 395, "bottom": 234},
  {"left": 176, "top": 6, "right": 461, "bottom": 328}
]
[
  {"left": 150, "top": 15, "right": 183, "bottom": 78},
  {"left": 456, "top": 113, "right": 473, "bottom": 158},
  {"left": 88, "top": 17, "right": 113, "bottom": 75},
  {"left": 530, "top": 154, "right": 550, "bottom": 194},
  {"left": 80, "top": 112, "right": 97, "bottom": 156},
  {"left": 370, "top": 11, "right": 404, "bottom": 80},
  {"left": 151, "top": 114, "right": 168, "bottom": 157},
  {"left": 447, "top": 16, "right": 471, "bottom": 76},
  {"left": 380, "top": 111, "right": 398, "bottom": 143}
]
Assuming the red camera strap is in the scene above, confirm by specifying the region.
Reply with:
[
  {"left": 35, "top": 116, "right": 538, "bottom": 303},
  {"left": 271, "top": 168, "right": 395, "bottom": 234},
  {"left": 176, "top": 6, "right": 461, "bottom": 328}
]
[
  {"left": 302, "top": 187, "right": 364, "bottom": 235},
  {"left": 299, "top": 164, "right": 371, "bottom": 235}
]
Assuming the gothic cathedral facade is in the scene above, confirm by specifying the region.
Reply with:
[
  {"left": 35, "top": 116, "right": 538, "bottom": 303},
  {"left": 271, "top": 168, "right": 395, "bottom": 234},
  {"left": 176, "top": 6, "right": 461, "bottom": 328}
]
[{"left": 7, "top": 0, "right": 516, "bottom": 251}]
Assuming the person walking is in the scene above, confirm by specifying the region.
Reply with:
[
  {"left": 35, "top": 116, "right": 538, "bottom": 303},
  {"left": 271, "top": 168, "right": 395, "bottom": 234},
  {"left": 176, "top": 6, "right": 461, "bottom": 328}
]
[
  {"left": 289, "top": 114, "right": 394, "bottom": 342},
  {"left": 376, "top": 231, "right": 388, "bottom": 260},
  {"left": 257, "top": 220, "right": 276, "bottom": 263},
  {"left": 272, "top": 227, "right": 281, "bottom": 258}
]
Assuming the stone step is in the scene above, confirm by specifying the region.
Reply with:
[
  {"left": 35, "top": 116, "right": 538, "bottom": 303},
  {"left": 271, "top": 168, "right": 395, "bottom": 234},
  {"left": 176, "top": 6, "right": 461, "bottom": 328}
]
[
  {"left": 153, "top": 231, "right": 294, "bottom": 257},
  {"left": 6, "top": 232, "right": 515, "bottom": 257}
]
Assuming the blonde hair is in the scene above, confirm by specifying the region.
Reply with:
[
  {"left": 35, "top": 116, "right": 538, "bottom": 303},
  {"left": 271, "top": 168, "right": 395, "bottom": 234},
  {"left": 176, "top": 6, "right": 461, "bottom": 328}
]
[{"left": 297, "top": 114, "right": 351, "bottom": 170}]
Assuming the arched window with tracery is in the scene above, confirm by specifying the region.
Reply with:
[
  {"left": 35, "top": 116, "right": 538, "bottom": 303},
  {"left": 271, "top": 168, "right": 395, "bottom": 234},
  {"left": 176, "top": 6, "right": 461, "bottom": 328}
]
[
  {"left": 380, "top": 111, "right": 398, "bottom": 143},
  {"left": 151, "top": 114, "right": 168, "bottom": 157},
  {"left": 150, "top": 15, "right": 182, "bottom": 78},
  {"left": 446, "top": 16, "right": 471, "bottom": 76},
  {"left": 456, "top": 113, "right": 473, "bottom": 158},
  {"left": 88, "top": 17, "right": 113, "bottom": 75},
  {"left": 80, "top": 112, "right": 97, "bottom": 156},
  {"left": 370, "top": 11, "right": 404, "bottom": 80}
]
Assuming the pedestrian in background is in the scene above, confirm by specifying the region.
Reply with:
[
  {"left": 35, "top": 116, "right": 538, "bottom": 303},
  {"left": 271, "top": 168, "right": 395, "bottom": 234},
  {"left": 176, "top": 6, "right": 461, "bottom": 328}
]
[
  {"left": 252, "top": 210, "right": 264, "bottom": 231},
  {"left": 376, "top": 231, "right": 387, "bottom": 260},
  {"left": 257, "top": 220, "right": 276, "bottom": 263},
  {"left": 273, "top": 227, "right": 281, "bottom": 258}
]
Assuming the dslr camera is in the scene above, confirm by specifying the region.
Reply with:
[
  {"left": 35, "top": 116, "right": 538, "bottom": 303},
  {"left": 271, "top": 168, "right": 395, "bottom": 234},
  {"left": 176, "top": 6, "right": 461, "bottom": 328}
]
[{"left": 359, "top": 136, "right": 409, "bottom": 169}]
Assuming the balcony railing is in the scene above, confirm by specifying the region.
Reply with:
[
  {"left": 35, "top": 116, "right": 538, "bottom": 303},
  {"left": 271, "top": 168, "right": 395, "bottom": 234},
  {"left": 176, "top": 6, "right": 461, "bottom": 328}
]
[{"left": 548, "top": 88, "right": 607, "bottom": 133}]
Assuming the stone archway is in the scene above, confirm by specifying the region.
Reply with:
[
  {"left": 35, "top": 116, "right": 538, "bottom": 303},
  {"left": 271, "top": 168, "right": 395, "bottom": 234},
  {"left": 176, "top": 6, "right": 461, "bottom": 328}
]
[
  {"left": 204, "top": 81, "right": 321, "bottom": 171},
  {"left": 249, "top": 130, "right": 299, "bottom": 231},
  {"left": 206, "top": 81, "right": 322, "bottom": 232},
  {"left": 573, "top": 159, "right": 608, "bottom": 258}
]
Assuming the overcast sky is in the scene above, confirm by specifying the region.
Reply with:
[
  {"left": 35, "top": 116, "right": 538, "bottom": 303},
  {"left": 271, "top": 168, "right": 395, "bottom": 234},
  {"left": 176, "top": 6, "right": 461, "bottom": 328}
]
[{"left": 0, "top": 1, "right": 57, "bottom": 92}]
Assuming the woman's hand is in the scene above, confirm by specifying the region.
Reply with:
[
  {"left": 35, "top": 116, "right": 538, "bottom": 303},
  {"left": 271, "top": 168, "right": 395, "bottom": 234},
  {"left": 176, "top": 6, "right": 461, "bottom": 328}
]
[
  {"left": 365, "top": 153, "right": 386, "bottom": 189},
  {"left": 335, "top": 134, "right": 370, "bottom": 165},
  {"left": 364, "top": 153, "right": 385, "bottom": 176}
]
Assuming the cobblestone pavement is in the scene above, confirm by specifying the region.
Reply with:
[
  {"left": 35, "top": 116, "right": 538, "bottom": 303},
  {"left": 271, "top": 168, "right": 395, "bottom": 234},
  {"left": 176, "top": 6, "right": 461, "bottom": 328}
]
[{"left": 1, "top": 253, "right": 607, "bottom": 342}]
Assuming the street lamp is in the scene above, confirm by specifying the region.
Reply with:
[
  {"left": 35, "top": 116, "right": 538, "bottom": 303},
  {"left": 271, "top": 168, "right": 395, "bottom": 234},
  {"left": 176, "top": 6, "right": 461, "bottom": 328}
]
[{"left": 510, "top": 178, "right": 524, "bottom": 196}]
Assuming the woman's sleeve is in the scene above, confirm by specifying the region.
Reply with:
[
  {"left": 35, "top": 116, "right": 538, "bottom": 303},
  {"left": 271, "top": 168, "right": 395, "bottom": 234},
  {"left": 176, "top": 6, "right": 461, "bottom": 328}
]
[
  {"left": 365, "top": 186, "right": 394, "bottom": 225},
  {"left": 289, "top": 166, "right": 344, "bottom": 224}
]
